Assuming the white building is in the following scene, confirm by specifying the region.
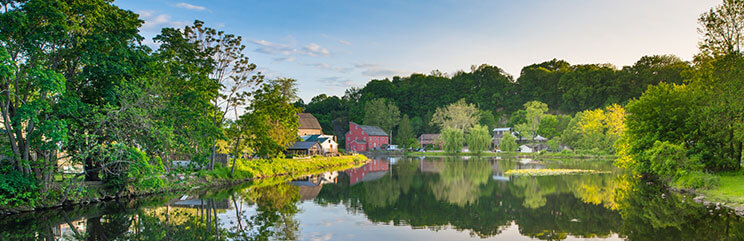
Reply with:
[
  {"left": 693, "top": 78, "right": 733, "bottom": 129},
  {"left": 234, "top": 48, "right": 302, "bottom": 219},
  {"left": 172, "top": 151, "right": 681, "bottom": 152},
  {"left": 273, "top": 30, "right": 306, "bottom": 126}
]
[{"left": 301, "top": 134, "right": 338, "bottom": 154}]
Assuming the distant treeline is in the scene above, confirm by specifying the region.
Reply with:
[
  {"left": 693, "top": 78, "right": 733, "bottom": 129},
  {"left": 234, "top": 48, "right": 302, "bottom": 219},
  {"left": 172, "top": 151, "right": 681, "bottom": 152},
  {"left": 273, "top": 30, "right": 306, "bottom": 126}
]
[{"left": 297, "top": 55, "right": 690, "bottom": 143}]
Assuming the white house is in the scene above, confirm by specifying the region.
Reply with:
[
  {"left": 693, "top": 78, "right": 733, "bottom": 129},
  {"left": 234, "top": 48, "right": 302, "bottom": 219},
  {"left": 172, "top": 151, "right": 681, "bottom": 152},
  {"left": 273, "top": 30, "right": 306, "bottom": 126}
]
[
  {"left": 519, "top": 144, "right": 533, "bottom": 153},
  {"left": 302, "top": 134, "right": 338, "bottom": 154}
]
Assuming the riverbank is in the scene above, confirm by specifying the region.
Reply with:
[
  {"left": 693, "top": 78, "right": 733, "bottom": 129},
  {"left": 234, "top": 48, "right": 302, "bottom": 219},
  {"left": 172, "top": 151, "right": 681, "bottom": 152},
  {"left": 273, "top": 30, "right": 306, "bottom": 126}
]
[
  {"left": 404, "top": 151, "right": 616, "bottom": 159},
  {"left": 0, "top": 154, "right": 368, "bottom": 215},
  {"left": 688, "top": 171, "right": 744, "bottom": 216}
]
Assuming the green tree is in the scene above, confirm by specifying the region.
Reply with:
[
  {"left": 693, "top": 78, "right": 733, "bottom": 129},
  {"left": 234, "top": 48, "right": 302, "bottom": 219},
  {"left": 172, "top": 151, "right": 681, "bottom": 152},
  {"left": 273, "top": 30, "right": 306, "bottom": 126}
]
[
  {"left": 441, "top": 127, "right": 464, "bottom": 153},
  {"left": 500, "top": 132, "right": 518, "bottom": 152},
  {"left": 698, "top": 0, "right": 744, "bottom": 56},
  {"left": 242, "top": 79, "right": 301, "bottom": 157},
  {"left": 396, "top": 114, "right": 414, "bottom": 146},
  {"left": 466, "top": 124, "right": 491, "bottom": 154},
  {"left": 431, "top": 99, "right": 480, "bottom": 133},
  {"left": 363, "top": 98, "right": 400, "bottom": 139},
  {"left": 515, "top": 101, "right": 548, "bottom": 141},
  {"left": 479, "top": 110, "right": 498, "bottom": 130}
]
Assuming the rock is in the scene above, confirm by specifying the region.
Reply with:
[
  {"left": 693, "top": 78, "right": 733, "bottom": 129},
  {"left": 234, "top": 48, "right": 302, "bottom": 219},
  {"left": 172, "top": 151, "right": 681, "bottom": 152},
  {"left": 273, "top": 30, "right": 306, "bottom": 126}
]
[{"left": 693, "top": 196, "right": 705, "bottom": 203}]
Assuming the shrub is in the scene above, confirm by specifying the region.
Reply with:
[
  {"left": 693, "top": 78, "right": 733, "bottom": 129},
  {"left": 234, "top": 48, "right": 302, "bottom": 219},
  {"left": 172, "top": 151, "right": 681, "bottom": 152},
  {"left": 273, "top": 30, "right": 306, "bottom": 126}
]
[
  {"left": 674, "top": 171, "right": 720, "bottom": 189},
  {"left": 0, "top": 166, "right": 40, "bottom": 208},
  {"left": 102, "top": 144, "right": 165, "bottom": 192}
]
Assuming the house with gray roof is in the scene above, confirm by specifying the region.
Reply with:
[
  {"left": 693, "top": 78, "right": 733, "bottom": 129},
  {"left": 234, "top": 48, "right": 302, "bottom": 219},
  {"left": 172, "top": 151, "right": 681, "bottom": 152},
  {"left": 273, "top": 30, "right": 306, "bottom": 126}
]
[{"left": 345, "top": 122, "right": 389, "bottom": 152}]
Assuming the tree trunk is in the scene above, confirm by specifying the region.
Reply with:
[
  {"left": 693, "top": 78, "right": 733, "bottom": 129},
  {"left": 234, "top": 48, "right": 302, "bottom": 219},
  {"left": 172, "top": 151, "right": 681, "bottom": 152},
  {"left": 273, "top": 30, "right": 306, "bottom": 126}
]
[
  {"left": 84, "top": 156, "right": 101, "bottom": 181},
  {"left": 209, "top": 139, "right": 217, "bottom": 170},
  {"left": 230, "top": 135, "right": 241, "bottom": 176}
]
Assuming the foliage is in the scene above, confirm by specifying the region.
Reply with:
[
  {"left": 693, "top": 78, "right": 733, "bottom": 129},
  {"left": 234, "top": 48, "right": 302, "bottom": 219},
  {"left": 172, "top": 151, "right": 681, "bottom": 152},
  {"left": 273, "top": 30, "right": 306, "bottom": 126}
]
[
  {"left": 500, "top": 132, "right": 518, "bottom": 152},
  {"left": 561, "top": 104, "right": 625, "bottom": 153},
  {"left": 441, "top": 127, "right": 464, "bottom": 153},
  {"left": 431, "top": 99, "right": 480, "bottom": 133},
  {"left": 241, "top": 79, "right": 301, "bottom": 157},
  {"left": 515, "top": 101, "right": 548, "bottom": 140},
  {"left": 465, "top": 124, "right": 491, "bottom": 154},
  {"left": 363, "top": 98, "right": 400, "bottom": 138},
  {"left": 224, "top": 154, "right": 368, "bottom": 180},
  {"left": 101, "top": 144, "right": 165, "bottom": 192},
  {"left": 396, "top": 114, "right": 414, "bottom": 146},
  {"left": 0, "top": 166, "right": 40, "bottom": 208},
  {"left": 697, "top": 0, "right": 744, "bottom": 56}
]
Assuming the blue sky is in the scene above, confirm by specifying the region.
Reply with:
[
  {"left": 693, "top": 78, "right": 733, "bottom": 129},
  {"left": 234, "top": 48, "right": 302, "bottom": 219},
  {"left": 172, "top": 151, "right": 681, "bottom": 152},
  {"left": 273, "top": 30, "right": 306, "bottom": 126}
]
[{"left": 117, "top": 0, "right": 719, "bottom": 102}]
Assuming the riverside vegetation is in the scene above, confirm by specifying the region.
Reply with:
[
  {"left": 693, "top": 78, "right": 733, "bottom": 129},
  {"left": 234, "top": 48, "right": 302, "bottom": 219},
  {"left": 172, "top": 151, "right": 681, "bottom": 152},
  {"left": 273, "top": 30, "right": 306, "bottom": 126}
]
[{"left": 1, "top": 0, "right": 744, "bottom": 216}]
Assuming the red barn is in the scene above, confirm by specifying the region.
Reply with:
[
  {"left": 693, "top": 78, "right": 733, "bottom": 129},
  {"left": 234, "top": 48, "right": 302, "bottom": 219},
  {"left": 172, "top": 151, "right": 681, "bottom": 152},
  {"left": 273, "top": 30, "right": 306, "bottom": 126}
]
[{"left": 345, "top": 122, "right": 389, "bottom": 152}]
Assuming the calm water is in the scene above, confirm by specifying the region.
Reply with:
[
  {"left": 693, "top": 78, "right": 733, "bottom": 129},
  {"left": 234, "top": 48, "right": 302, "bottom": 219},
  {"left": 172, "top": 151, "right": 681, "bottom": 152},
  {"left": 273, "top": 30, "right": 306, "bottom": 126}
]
[{"left": 3, "top": 156, "right": 744, "bottom": 240}]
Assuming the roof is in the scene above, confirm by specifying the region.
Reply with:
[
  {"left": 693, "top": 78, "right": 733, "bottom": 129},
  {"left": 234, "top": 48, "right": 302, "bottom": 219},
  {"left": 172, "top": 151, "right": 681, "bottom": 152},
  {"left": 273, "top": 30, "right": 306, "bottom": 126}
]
[
  {"left": 288, "top": 141, "right": 320, "bottom": 150},
  {"left": 304, "top": 134, "right": 332, "bottom": 143},
  {"left": 353, "top": 122, "right": 388, "bottom": 136},
  {"left": 419, "top": 134, "right": 440, "bottom": 141},
  {"left": 493, "top": 127, "right": 512, "bottom": 132},
  {"left": 298, "top": 113, "right": 322, "bottom": 130}
]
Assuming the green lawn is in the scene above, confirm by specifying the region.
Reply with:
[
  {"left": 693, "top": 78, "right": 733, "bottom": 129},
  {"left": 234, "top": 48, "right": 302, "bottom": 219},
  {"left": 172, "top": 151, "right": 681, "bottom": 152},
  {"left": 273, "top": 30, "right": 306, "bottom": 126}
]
[{"left": 700, "top": 171, "right": 744, "bottom": 204}]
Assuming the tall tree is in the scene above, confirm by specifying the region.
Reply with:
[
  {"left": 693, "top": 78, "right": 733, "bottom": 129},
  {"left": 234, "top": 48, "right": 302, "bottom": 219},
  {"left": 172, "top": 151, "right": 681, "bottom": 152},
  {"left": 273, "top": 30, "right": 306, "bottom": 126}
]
[
  {"left": 430, "top": 99, "right": 480, "bottom": 133},
  {"left": 396, "top": 114, "right": 414, "bottom": 146},
  {"left": 241, "top": 79, "right": 301, "bottom": 157},
  {"left": 698, "top": 0, "right": 744, "bottom": 56},
  {"left": 441, "top": 127, "right": 464, "bottom": 153},
  {"left": 363, "top": 98, "right": 400, "bottom": 139},
  {"left": 515, "top": 101, "right": 548, "bottom": 141},
  {"left": 180, "top": 20, "right": 263, "bottom": 169},
  {"left": 466, "top": 124, "right": 491, "bottom": 154}
]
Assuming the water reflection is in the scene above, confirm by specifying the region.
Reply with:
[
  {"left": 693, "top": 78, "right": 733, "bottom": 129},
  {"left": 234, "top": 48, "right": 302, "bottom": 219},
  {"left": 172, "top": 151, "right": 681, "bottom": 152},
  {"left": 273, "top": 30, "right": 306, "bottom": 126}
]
[{"left": 2, "top": 156, "right": 744, "bottom": 240}]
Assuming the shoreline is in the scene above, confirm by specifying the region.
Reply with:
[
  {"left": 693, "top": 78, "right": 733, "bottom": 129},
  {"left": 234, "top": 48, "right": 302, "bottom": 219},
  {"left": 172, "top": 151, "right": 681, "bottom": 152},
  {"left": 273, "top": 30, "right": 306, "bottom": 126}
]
[
  {"left": 0, "top": 154, "right": 369, "bottom": 216},
  {"left": 403, "top": 151, "right": 616, "bottom": 159}
]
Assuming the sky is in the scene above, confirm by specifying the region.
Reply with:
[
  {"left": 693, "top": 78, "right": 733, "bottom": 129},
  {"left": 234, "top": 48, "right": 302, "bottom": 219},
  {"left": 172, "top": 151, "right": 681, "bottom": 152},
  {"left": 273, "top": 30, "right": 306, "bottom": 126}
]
[{"left": 117, "top": 0, "right": 720, "bottom": 102}]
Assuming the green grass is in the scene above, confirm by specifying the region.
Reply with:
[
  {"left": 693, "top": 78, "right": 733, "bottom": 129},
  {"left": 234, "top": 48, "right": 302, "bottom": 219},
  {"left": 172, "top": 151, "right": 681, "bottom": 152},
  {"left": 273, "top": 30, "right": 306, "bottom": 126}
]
[
  {"left": 699, "top": 171, "right": 744, "bottom": 204},
  {"left": 204, "top": 154, "right": 369, "bottom": 180}
]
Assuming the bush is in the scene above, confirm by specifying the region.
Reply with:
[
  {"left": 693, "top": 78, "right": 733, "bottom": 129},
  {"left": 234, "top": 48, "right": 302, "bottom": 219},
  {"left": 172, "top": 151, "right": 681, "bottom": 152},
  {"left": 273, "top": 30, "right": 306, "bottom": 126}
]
[
  {"left": 674, "top": 171, "right": 720, "bottom": 189},
  {"left": 0, "top": 166, "right": 40, "bottom": 208},
  {"left": 645, "top": 141, "right": 702, "bottom": 179},
  {"left": 102, "top": 144, "right": 165, "bottom": 191}
]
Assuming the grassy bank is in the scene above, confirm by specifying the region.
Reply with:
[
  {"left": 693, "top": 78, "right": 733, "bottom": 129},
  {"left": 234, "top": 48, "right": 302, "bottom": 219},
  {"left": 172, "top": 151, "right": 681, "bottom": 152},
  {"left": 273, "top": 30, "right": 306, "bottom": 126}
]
[
  {"left": 697, "top": 171, "right": 744, "bottom": 205},
  {"left": 1, "top": 154, "right": 368, "bottom": 215},
  {"left": 204, "top": 154, "right": 369, "bottom": 181}
]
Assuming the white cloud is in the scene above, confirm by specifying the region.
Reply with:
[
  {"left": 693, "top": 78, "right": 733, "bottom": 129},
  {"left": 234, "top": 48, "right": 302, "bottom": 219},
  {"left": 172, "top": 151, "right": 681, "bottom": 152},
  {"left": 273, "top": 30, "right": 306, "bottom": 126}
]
[
  {"left": 354, "top": 64, "right": 406, "bottom": 77},
  {"left": 138, "top": 10, "right": 189, "bottom": 31},
  {"left": 302, "top": 43, "right": 331, "bottom": 56},
  {"left": 339, "top": 40, "right": 352, "bottom": 45},
  {"left": 251, "top": 39, "right": 295, "bottom": 55},
  {"left": 304, "top": 63, "right": 352, "bottom": 73},
  {"left": 176, "top": 2, "right": 207, "bottom": 11},
  {"left": 251, "top": 40, "right": 332, "bottom": 59},
  {"left": 274, "top": 56, "right": 296, "bottom": 62}
]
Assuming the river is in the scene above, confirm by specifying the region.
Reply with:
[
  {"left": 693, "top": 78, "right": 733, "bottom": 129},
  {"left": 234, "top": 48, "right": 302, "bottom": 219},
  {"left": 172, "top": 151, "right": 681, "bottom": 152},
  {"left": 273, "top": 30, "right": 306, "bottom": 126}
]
[{"left": 2, "top": 156, "right": 743, "bottom": 240}]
